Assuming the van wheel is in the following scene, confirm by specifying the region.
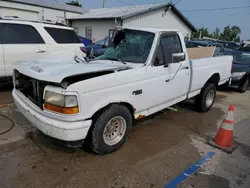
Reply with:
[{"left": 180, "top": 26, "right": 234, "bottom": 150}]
[
  {"left": 239, "top": 77, "right": 249, "bottom": 93},
  {"left": 90, "top": 104, "right": 132, "bottom": 155},
  {"left": 195, "top": 83, "right": 216, "bottom": 112}
]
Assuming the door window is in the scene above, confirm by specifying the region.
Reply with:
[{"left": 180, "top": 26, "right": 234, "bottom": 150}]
[
  {"left": 2, "top": 23, "right": 45, "bottom": 44},
  {"left": 44, "top": 27, "right": 80, "bottom": 44},
  {"left": 0, "top": 24, "right": 2, "bottom": 44},
  {"left": 154, "top": 42, "right": 165, "bottom": 66},
  {"left": 160, "top": 33, "right": 183, "bottom": 64}
]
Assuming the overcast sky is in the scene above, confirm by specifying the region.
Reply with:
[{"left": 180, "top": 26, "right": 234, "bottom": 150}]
[{"left": 61, "top": 0, "right": 250, "bottom": 40}]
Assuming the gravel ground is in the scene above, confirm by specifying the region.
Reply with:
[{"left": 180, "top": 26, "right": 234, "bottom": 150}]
[{"left": 0, "top": 88, "right": 250, "bottom": 188}]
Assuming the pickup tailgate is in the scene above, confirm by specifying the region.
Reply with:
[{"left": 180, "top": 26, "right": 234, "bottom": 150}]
[{"left": 189, "top": 55, "right": 232, "bottom": 94}]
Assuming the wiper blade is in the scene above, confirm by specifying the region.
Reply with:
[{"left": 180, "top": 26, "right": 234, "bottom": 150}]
[
  {"left": 74, "top": 55, "right": 85, "bottom": 63},
  {"left": 106, "top": 57, "right": 127, "bottom": 65}
]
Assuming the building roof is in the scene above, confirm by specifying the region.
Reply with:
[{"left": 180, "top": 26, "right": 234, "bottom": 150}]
[
  {"left": 124, "top": 27, "right": 179, "bottom": 33},
  {"left": 3, "top": 0, "right": 87, "bottom": 14},
  {"left": 67, "top": 3, "right": 197, "bottom": 32}
]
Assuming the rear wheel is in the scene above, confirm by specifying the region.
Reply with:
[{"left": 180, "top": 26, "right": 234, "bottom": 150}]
[
  {"left": 239, "top": 77, "right": 249, "bottom": 93},
  {"left": 90, "top": 104, "right": 132, "bottom": 155},
  {"left": 195, "top": 83, "right": 216, "bottom": 112}
]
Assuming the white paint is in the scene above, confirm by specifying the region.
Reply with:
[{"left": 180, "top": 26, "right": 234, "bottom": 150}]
[
  {"left": 13, "top": 28, "right": 232, "bottom": 142},
  {"left": 71, "top": 19, "right": 117, "bottom": 40},
  {"left": 0, "top": 19, "right": 85, "bottom": 78},
  {"left": 122, "top": 8, "right": 192, "bottom": 38},
  {"left": 0, "top": 6, "right": 39, "bottom": 20},
  {"left": 189, "top": 56, "right": 232, "bottom": 95},
  {"left": 0, "top": 1, "right": 83, "bottom": 23}
]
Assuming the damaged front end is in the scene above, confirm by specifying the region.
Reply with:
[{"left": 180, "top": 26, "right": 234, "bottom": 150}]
[
  {"left": 62, "top": 66, "right": 131, "bottom": 86},
  {"left": 14, "top": 65, "right": 131, "bottom": 109}
]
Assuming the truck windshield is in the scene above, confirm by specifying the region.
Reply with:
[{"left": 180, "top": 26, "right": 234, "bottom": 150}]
[{"left": 95, "top": 29, "right": 155, "bottom": 64}]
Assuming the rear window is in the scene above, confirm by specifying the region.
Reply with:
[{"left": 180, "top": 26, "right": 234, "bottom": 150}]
[
  {"left": 1, "top": 23, "right": 45, "bottom": 44},
  {"left": 44, "top": 27, "right": 81, "bottom": 44}
]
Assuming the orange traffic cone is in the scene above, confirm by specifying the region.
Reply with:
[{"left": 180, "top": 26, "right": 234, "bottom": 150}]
[{"left": 208, "top": 105, "right": 237, "bottom": 153}]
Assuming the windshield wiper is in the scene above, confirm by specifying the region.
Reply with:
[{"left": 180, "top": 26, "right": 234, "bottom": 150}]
[
  {"left": 106, "top": 57, "right": 127, "bottom": 65},
  {"left": 74, "top": 55, "right": 85, "bottom": 63}
]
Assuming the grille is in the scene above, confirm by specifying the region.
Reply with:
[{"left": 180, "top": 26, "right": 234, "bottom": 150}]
[{"left": 15, "top": 71, "right": 47, "bottom": 109}]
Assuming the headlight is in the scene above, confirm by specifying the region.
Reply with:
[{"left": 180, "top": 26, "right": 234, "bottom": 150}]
[
  {"left": 231, "top": 72, "right": 246, "bottom": 78},
  {"left": 44, "top": 91, "right": 79, "bottom": 114},
  {"left": 44, "top": 91, "right": 65, "bottom": 107}
]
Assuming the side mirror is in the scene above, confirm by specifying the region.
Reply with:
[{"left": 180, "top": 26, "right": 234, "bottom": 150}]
[{"left": 172, "top": 52, "right": 186, "bottom": 63}]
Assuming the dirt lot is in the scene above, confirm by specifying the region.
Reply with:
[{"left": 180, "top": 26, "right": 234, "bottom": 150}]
[{"left": 0, "top": 87, "right": 250, "bottom": 188}]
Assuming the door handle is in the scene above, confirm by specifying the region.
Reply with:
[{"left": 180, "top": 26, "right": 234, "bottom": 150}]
[
  {"left": 165, "top": 79, "right": 170, "bottom": 82},
  {"left": 36, "top": 49, "right": 46, "bottom": 53},
  {"left": 181, "top": 66, "right": 189, "bottom": 70}
]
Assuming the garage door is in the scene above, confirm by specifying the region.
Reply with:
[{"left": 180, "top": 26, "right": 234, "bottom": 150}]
[{"left": 0, "top": 7, "right": 39, "bottom": 20}]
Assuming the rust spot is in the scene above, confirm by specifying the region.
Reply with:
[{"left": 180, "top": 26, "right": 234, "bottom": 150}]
[
  {"left": 136, "top": 115, "right": 145, "bottom": 120},
  {"left": 0, "top": 104, "right": 12, "bottom": 108}
]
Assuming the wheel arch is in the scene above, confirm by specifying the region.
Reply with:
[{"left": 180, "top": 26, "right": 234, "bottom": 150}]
[
  {"left": 90, "top": 102, "right": 135, "bottom": 123},
  {"left": 205, "top": 73, "right": 220, "bottom": 87}
]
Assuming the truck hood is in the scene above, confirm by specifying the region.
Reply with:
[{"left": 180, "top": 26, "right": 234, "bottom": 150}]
[{"left": 14, "top": 59, "right": 131, "bottom": 83}]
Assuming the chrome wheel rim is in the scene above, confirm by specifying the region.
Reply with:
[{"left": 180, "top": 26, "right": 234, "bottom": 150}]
[
  {"left": 205, "top": 90, "right": 215, "bottom": 107},
  {"left": 103, "top": 116, "right": 126, "bottom": 146}
]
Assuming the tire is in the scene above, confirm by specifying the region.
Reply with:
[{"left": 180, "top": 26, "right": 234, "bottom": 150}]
[
  {"left": 90, "top": 104, "right": 132, "bottom": 155},
  {"left": 239, "top": 76, "right": 249, "bottom": 93},
  {"left": 195, "top": 83, "right": 216, "bottom": 112}
]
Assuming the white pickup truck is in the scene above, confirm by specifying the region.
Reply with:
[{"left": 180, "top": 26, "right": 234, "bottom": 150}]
[{"left": 12, "top": 28, "right": 232, "bottom": 154}]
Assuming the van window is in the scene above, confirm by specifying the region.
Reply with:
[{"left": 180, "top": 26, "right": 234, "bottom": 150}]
[
  {"left": 2, "top": 23, "right": 45, "bottom": 44},
  {"left": 44, "top": 27, "right": 80, "bottom": 44}
]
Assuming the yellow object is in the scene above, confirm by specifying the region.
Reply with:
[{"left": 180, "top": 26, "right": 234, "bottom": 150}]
[{"left": 44, "top": 103, "right": 79, "bottom": 114}]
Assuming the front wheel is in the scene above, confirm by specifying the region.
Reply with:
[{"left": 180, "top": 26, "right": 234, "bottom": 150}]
[
  {"left": 239, "top": 77, "right": 249, "bottom": 93},
  {"left": 89, "top": 104, "right": 132, "bottom": 155},
  {"left": 195, "top": 83, "right": 216, "bottom": 112}
]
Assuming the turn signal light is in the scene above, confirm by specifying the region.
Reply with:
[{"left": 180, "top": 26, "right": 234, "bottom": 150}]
[{"left": 44, "top": 103, "right": 79, "bottom": 114}]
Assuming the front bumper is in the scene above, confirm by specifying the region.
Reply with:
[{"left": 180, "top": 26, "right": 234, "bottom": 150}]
[
  {"left": 13, "top": 89, "right": 92, "bottom": 142},
  {"left": 229, "top": 77, "right": 243, "bottom": 86}
]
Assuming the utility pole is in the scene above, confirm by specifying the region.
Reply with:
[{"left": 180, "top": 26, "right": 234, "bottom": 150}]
[{"left": 102, "top": 0, "right": 106, "bottom": 8}]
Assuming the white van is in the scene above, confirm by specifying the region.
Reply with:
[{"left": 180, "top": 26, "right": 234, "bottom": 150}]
[{"left": 0, "top": 19, "right": 86, "bottom": 82}]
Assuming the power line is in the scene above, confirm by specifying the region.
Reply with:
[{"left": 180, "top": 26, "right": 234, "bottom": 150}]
[
  {"left": 181, "top": 5, "right": 250, "bottom": 12},
  {"left": 174, "top": 0, "right": 182, "bottom": 5}
]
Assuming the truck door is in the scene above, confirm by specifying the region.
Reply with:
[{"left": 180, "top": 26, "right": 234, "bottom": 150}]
[
  {"left": 2, "top": 23, "right": 47, "bottom": 77},
  {"left": 0, "top": 24, "right": 5, "bottom": 78},
  {"left": 160, "top": 32, "right": 190, "bottom": 101}
]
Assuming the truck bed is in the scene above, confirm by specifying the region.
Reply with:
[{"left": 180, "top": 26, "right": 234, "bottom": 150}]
[{"left": 188, "top": 55, "right": 233, "bottom": 98}]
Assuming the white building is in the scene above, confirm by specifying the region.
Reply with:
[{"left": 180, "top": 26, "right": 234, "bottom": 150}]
[
  {"left": 0, "top": 0, "right": 87, "bottom": 24},
  {"left": 67, "top": 3, "right": 197, "bottom": 41}
]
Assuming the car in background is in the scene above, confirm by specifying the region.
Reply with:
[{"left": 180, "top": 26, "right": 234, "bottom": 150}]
[
  {"left": 92, "top": 48, "right": 106, "bottom": 57},
  {"left": 223, "top": 50, "right": 250, "bottom": 93},
  {"left": 223, "top": 42, "right": 240, "bottom": 50},
  {"left": 85, "top": 37, "right": 109, "bottom": 57},
  {"left": 238, "top": 46, "right": 250, "bottom": 53},
  {"left": 0, "top": 18, "right": 86, "bottom": 83},
  {"left": 185, "top": 40, "right": 224, "bottom": 56},
  {"left": 78, "top": 35, "right": 92, "bottom": 46}
]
